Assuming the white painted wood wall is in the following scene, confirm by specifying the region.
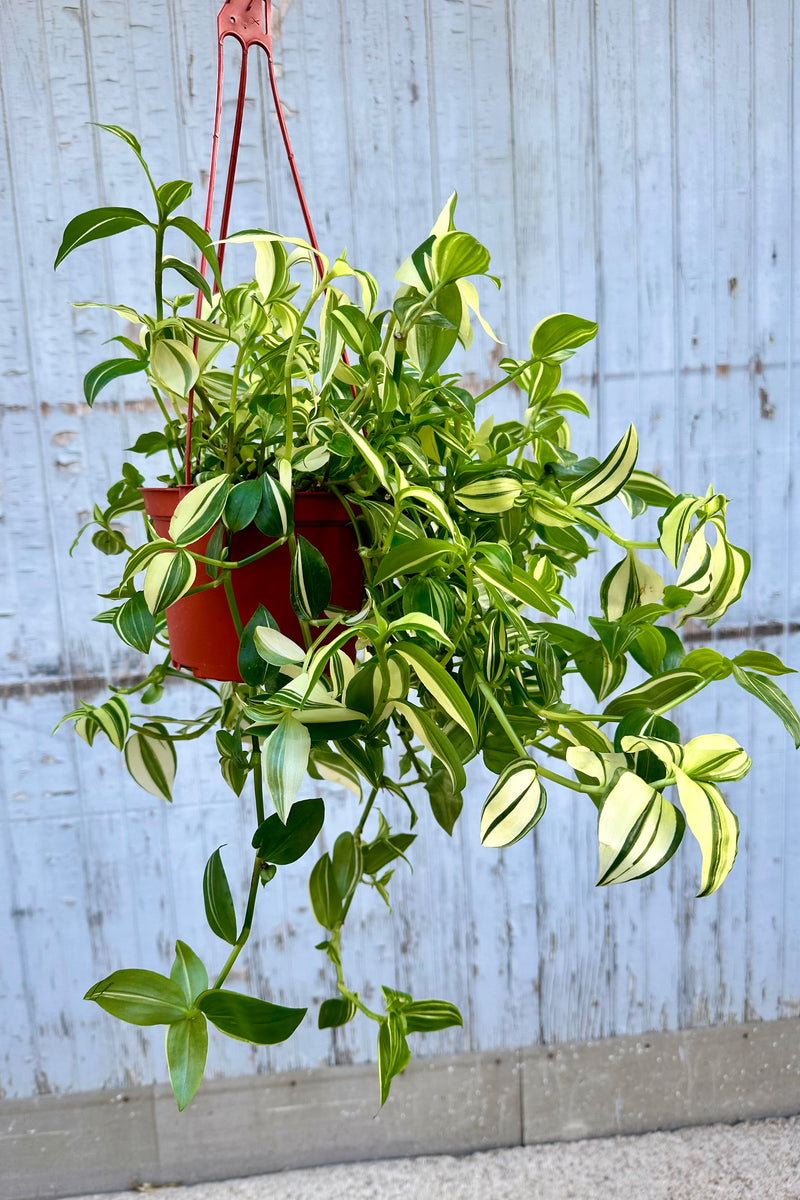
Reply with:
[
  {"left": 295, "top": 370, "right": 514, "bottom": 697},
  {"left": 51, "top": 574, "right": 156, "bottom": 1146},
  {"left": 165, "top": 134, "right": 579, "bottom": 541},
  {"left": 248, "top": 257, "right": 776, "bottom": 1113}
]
[{"left": 1, "top": 0, "right": 798, "bottom": 1099}]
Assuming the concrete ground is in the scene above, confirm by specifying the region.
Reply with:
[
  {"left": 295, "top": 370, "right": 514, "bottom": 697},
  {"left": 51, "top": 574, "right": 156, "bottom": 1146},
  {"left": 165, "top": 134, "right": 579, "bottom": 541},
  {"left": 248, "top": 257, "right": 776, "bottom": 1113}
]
[{"left": 72, "top": 1116, "right": 799, "bottom": 1200}]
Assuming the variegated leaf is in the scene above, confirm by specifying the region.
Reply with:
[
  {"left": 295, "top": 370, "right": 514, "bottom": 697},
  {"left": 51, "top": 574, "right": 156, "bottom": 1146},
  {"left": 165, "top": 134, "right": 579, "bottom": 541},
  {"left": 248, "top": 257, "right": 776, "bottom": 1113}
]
[
  {"left": 597, "top": 771, "right": 684, "bottom": 885},
  {"left": 480, "top": 759, "right": 546, "bottom": 848},
  {"left": 391, "top": 641, "right": 477, "bottom": 744},
  {"left": 169, "top": 475, "right": 230, "bottom": 545},
  {"left": 124, "top": 724, "right": 177, "bottom": 802},
  {"left": 600, "top": 551, "right": 664, "bottom": 621},
  {"left": 673, "top": 766, "right": 738, "bottom": 896},
  {"left": 254, "top": 627, "right": 306, "bottom": 668},
  {"left": 290, "top": 536, "right": 332, "bottom": 620},
  {"left": 143, "top": 549, "right": 197, "bottom": 613},
  {"left": 569, "top": 424, "right": 638, "bottom": 507},
  {"left": 150, "top": 338, "right": 199, "bottom": 398},
  {"left": 454, "top": 476, "right": 522, "bottom": 513},
  {"left": 262, "top": 714, "right": 311, "bottom": 823}
]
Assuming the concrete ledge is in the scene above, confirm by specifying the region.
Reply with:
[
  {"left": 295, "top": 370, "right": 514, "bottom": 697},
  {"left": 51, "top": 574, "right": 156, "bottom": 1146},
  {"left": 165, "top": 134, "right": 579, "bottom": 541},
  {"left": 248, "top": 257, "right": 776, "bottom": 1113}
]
[{"left": 3, "top": 1020, "right": 798, "bottom": 1200}]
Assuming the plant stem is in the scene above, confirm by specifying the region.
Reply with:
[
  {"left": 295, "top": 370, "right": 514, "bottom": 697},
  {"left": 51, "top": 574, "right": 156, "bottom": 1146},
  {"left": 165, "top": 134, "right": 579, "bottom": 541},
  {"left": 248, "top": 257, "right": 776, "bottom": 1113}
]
[
  {"left": 535, "top": 762, "right": 602, "bottom": 796},
  {"left": 212, "top": 855, "right": 261, "bottom": 990},
  {"left": 252, "top": 736, "right": 265, "bottom": 826},
  {"left": 475, "top": 674, "right": 527, "bottom": 756},
  {"left": 472, "top": 358, "right": 532, "bottom": 405},
  {"left": 222, "top": 572, "right": 243, "bottom": 637},
  {"left": 154, "top": 225, "right": 165, "bottom": 323},
  {"left": 354, "top": 785, "right": 379, "bottom": 839},
  {"left": 190, "top": 537, "right": 286, "bottom": 571}
]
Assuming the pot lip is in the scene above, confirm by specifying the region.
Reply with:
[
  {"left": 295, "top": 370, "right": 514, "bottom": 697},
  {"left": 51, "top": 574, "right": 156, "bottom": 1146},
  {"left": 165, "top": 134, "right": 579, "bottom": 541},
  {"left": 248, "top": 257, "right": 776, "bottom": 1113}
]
[{"left": 140, "top": 484, "right": 347, "bottom": 499}]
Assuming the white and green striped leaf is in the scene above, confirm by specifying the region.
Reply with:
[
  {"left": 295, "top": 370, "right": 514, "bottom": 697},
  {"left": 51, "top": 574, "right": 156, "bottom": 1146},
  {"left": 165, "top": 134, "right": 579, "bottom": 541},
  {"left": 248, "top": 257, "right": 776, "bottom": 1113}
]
[
  {"left": 454, "top": 476, "right": 522, "bottom": 514},
  {"left": 480, "top": 759, "right": 546, "bottom": 848},
  {"left": 682, "top": 734, "right": 751, "bottom": 782},
  {"left": 731, "top": 666, "right": 800, "bottom": 748},
  {"left": 319, "top": 289, "right": 345, "bottom": 388},
  {"left": 143, "top": 549, "right": 197, "bottom": 613},
  {"left": 387, "top": 611, "right": 452, "bottom": 647},
  {"left": 372, "top": 538, "right": 457, "bottom": 587},
  {"left": 112, "top": 591, "right": 155, "bottom": 654},
  {"left": 338, "top": 417, "right": 392, "bottom": 491},
  {"left": 150, "top": 338, "right": 199, "bottom": 398},
  {"left": 673, "top": 767, "right": 738, "bottom": 897},
  {"left": 403, "top": 999, "right": 464, "bottom": 1032},
  {"left": 124, "top": 724, "right": 177, "bottom": 802},
  {"left": 657, "top": 494, "right": 707, "bottom": 566},
  {"left": 169, "top": 475, "right": 230, "bottom": 545},
  {"left": 312, "top": 747, "right": 362, "bottom": 799},
  {"left": 597, "top": 771, "right": 684, "bottom": 886},
  {"left": 254, "top": 473, "right": 292, "bottom": 538},
  {"left": 392, "top": 641, "right": 477, "bottom": 744},
  {"left": 290, "top": 535, "right": 332, "bottom": 620},
  {"left": 600, "top": 551, "right": 664, "bottom": 621},
  {"left": 569, "top": 425, "right": 639, "bottom": 508},
  {"left": 92, "top": 695, "right": 130, "bottom": 751},
  {"left": 254, "top": 627, "right": 306, "bottom": 668},
  {"left": 122, "top": 538, "right": 176, "bottom": 582},
  {"left": 262, "top": 714, "right": 311, "bottom": 823},
  {"left": 566, "top": 746, "right": 627, "bottom": 787},
  {"left": 676, "top": 522, "right": 750, "bottom": 626},
  {"left": 54, "top": 206, "right": 152, "bottom": 268}
]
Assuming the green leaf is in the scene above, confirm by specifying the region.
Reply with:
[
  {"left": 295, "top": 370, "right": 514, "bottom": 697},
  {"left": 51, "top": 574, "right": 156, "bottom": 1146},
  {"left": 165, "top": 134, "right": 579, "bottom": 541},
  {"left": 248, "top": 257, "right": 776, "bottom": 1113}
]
[
  {"left": 252, "top": 796, "right": 325, "bottom": 864},
  {"left": 150, "top": 337, "right": 199, "bottom": 398},
  {"left": 402, "top": 578, "right": 455, "bottom": 635},
  {"left": 424, "top": 767, "right": 463, "bottom": 835},
  {"left": 157, "top": 179, "right": 192, "bottom": 214},
  {"left": 392, "top": 642, "right": 477, "bottom": 744},
  {"left": 731, "top": 666, "right": 800, "bottom": 748},
  {"left": 372, "top": 538, "right": 456, "bottom": 587},
  {"left": 431, "top": 230, "right": 491, "bottom": 283},
  {"left": 597, "top": 771, "right": 684, "bottom": 886},
  {"left": 530, "top": 312, "right": 598, "bottom": 360},
  {"left": 603, "top": 669, "right": 705, "bottom": 718},
  {"left": 378, "top": 1014, "right": 410, "bottom": 1106},
  {"left": 394, "top": 701, "right": 466, "bottom": 792},
  {"left": 290, "top": 535, "right": 332, "bottom": 620},
  {"left": 254, "top": 473, "right": 292, "bottom": 538},
  {"left": 403, "top": 999, "right": 463, "bottom": 1033},
  {"left": 143, "top": 549, "right": 196, "bottom": 613},
  {"left": 124, "top": 724, "right": 177, "bottom": 802},
  {"left": 85, "top": 969, "right": 188, "bottom": 1025},
  {"left": 262, "top": 714, "right": 311, "bottom": 822},
  {"left": 170, "top": 940, "right": 208, "bottom": 1004},
  {"left": 309, "top": 853, "right": 343, "bottom": 929},
  {"left": 169, "top": 475, "right": 230, "bottom": 545},
  {"left": 332, "top": 831, "right": 362, "bottom": 899},
  {"left": 318, "top": 997, "right": 357, "bottom": 1029},
  {"left": 166, "top": 1012, "right": 207, "bottom": 1111},
  {"left": 473, "top": 562, "right": 560, "bottom": 618},
  {"left": 162, "top": 257, "right": 213, "bottom": 305},
  {"left": 224, "top": 478, "right": 262, "bottom": 532},
  {"left": 480, "top": 759, "right": 546, "bottom": 848},
  {"left": 168, "top": 215, "right": 224, "bottom": 294},
  {"left": 203, "top": 847, "right": 238, "bottom": 945},
  {"left": 319, "top": 288, "right": 345, "bottom": 388},
  {"left": 732, "top": 650, "right": 796, "bottom": 676},
  {"left": 54, "top": 206, "right": 152, "bottom": 268},
  {"left": 83, "top": 357, "right": 147, "bottom": 407},
  {"left": 680, "top": 647, "right": 732, "bottom": 681},
  {"left": 196, "top": 989, "right": 306, "bottom": 1044},
  {"left": 238, "top": 605, "right": 279, "bottom": 687},
  {"left": 361, "top": 832, "right": 416, "bottom": 875},
  {"left": 112, "top": 591, "right": 155, "bottom": 653},
  {"left": 568, "top": 425, "right": 639, "bottom": 508}
]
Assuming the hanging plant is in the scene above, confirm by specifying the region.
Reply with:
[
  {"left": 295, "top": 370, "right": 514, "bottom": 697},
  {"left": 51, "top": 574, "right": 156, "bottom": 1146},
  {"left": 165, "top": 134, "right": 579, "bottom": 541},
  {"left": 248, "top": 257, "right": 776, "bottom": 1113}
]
[{"left": 55, "top": 126, "right": 799, "bottom": 1111}]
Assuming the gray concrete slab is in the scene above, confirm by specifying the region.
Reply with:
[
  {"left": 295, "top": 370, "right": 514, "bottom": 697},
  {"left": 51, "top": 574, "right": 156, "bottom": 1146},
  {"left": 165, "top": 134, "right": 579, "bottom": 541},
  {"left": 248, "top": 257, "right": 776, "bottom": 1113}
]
[{"left": 62, "top": 1117, "right": 800, "bottom": 1200}]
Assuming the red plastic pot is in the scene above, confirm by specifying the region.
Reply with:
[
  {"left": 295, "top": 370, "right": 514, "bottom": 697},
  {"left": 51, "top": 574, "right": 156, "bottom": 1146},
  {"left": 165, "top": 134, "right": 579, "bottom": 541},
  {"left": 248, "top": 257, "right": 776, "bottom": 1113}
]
[{"left": 141, "top": 486, "right": 365, "bottom": 682}]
